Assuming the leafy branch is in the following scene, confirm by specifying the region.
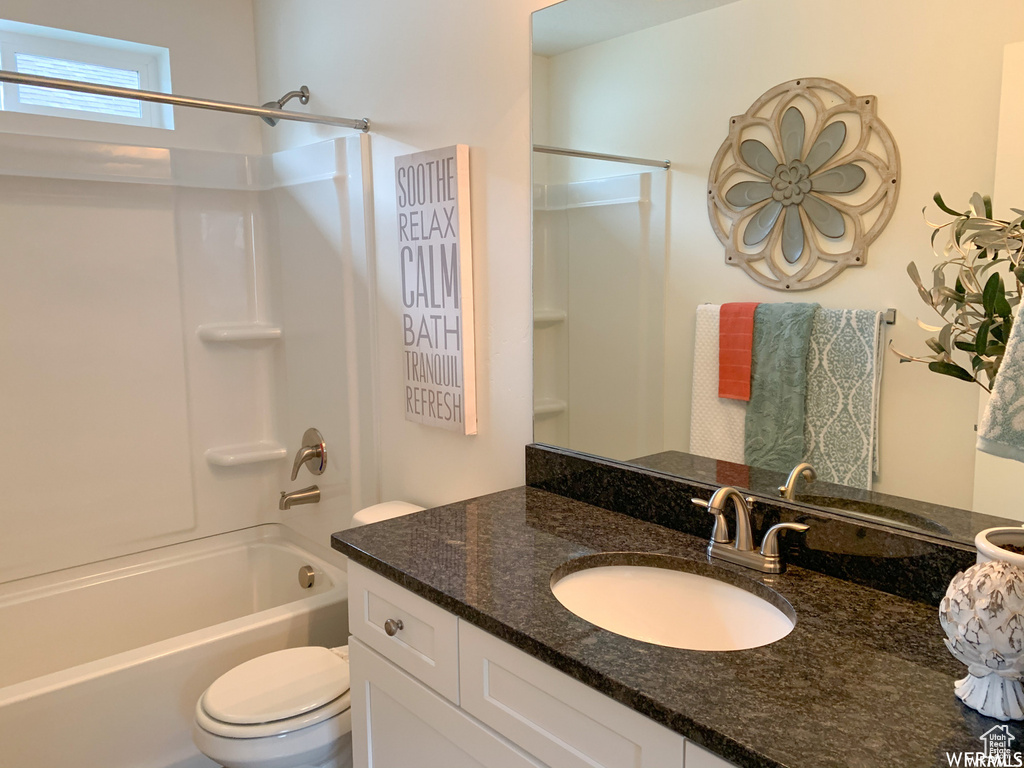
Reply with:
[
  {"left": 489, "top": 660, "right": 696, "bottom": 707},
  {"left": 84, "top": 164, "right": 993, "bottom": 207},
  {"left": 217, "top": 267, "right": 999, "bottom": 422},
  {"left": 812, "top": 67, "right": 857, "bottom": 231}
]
[{"left": 892, "top": 192, "right": 1024, "bottom": 391}]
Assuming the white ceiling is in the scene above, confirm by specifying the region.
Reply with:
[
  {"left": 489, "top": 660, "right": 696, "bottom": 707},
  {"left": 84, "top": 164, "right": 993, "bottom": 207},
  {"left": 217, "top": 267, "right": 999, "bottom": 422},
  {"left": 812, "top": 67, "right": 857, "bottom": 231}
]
[{"left": 532, "top": 0, "right": 743, "bottom": 57}]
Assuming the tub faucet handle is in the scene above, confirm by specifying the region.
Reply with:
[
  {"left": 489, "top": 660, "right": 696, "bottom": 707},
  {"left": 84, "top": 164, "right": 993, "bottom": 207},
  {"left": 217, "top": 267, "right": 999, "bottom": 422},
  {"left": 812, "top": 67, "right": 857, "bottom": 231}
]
[{"left": 291, "top": 427, "right": 327, "bottom": 481}]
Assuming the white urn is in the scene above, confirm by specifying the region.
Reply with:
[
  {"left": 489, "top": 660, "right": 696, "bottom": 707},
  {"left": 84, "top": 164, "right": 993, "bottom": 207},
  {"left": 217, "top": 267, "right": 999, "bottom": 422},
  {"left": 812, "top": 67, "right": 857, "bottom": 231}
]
[
  {"left": 940, "top": 560, "right": 1024, "bottom": 720},
  {"left": 976, "top": 527, "right": 1024, "bottom": 568}
]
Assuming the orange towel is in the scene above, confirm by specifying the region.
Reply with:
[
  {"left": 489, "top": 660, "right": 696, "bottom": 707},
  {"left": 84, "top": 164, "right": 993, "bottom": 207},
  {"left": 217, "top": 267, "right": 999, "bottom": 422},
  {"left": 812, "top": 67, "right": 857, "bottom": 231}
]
[
  {"left": 716, "top": 458, "right": 750, "bottom": 489},
  {"left": 719, "top": 302, "right": 759, "bottom": 401}
]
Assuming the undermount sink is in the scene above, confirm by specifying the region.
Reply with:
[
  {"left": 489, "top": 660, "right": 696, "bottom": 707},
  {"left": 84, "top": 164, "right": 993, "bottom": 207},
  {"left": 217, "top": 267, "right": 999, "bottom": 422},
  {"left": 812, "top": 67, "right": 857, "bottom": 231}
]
[
  {"left": 551, "top": 553, "right": 795, "bottom": 651},
  {"left": 794, "top": 494, "right": 951, "bottom": 536}
]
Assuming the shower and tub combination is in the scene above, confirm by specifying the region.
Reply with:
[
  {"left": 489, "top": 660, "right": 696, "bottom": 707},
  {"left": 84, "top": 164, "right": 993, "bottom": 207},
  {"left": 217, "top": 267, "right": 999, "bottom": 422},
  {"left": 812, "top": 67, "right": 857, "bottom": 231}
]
[
  {"left": 0, "top": 525, "right": 346, "bottom": 768},
  {"left": 0, "top": 70, "right": 377, "bottom": 767}
]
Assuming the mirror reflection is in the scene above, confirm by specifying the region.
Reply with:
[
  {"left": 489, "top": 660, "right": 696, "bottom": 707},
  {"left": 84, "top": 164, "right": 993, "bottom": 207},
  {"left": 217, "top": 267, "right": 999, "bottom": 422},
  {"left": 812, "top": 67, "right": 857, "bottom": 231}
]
[{"left": 531, "top": 0, "right": 1024, "bottom": 544}]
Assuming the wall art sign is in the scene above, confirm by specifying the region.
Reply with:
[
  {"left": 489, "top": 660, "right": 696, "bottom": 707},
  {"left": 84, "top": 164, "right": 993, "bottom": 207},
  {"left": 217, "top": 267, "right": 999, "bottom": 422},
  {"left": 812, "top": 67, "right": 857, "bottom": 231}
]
[
  {"left": 396, "top": 144, "right": 477, "bottom": 434},
  {"left": 708, "top": 78, "right": 900, "bottom": 291}
]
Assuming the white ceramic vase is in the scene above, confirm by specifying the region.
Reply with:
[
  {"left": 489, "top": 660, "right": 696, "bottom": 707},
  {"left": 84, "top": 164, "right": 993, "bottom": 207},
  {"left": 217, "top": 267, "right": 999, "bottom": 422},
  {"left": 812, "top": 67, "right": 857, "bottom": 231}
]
[
  {"left": 976, "top": 527, "right": 1024, "bottom": 567},
  {"left": 940, "top": 560, "right": 1024, "bottom": 721}
]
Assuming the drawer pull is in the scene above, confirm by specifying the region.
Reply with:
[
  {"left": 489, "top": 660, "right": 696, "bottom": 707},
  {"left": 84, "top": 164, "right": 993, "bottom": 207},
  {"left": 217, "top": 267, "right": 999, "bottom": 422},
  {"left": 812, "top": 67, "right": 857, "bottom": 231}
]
[{"left": 384, "top": 618, "right": 404, "bottom": 636}]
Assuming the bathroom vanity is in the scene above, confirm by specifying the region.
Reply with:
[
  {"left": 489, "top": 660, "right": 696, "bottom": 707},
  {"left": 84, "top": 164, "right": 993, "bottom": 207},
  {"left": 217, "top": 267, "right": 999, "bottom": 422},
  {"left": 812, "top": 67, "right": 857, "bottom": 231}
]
[
  {"left": 333, "top": 478, "right": 1007, "bottom": 768},
  {"left": 345, "top": 562, "right": 723, "bottom": 768}
]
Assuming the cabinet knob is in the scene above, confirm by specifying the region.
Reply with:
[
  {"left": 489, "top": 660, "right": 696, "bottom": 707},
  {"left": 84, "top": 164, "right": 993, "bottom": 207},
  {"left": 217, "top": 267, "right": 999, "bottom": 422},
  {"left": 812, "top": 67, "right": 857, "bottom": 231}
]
[{"left": 384, "top": 618, "right": 404, "bottom": 637}]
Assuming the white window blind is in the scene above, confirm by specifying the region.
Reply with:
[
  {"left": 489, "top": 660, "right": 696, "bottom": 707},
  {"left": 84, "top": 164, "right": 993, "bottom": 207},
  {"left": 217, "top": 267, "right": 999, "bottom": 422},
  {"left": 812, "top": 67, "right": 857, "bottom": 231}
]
[
  {"left": 0, "top": 20, "right": 173, "bottom": 129},
  {"left": 14, "top": 53, "right": 143, "bottom": 118}
]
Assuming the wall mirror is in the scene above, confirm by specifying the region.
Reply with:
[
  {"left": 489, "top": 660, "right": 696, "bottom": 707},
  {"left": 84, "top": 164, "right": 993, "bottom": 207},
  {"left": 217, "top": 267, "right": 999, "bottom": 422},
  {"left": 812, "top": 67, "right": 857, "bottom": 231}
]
[{"left": 531, "top": 0, "right": 1024, "bottom": 545}]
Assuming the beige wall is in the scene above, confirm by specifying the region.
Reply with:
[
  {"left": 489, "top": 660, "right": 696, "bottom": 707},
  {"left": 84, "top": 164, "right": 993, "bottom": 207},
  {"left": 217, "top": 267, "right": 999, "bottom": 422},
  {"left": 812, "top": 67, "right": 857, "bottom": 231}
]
[
  {"left": 538, "top": 0, "right": 1024, "bottom": 508},
  {"left": 254, "top": 0, "right": 547, "bottom": 507}
]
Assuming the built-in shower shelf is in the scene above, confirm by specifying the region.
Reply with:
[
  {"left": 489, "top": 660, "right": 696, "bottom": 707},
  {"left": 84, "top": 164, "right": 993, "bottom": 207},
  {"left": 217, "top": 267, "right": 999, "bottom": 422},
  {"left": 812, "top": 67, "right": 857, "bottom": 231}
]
[
  {"left": 533, "top": 309, "right": 566, "bottom": 327},
  {"left": 534, "top": 398, "right": 567, "bottom": 417},
  {"left": 197, "top": 323, "right": 282, "bottom": 342},
  {"left": 205, "top": 441, "right": 288, "bottom": 467}
]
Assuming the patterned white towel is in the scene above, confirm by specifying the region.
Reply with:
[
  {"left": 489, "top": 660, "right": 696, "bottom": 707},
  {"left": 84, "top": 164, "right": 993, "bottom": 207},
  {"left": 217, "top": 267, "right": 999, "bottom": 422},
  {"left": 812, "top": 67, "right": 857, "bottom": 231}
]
[
  {"left": 689, "top": 304, "right": 746, "bottom": 463},
  {"left": 803, "top": 309, "right": 884, "bottom": 489},
  {"left": 979, "top": 308, "right": 1024, "bottom": 462}
]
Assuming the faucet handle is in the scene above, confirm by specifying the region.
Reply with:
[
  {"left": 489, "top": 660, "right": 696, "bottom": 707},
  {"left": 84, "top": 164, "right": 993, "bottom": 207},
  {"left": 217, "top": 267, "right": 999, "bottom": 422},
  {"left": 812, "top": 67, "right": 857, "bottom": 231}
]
[
  {"left": 759, "top": 522, "right": 810, "bottom": 558},
  {"left": 291, "top": 427, "right": 327, "bottom": 481},
  {"left": 692, "top": 498, "right": 731, "bottom": 544}
]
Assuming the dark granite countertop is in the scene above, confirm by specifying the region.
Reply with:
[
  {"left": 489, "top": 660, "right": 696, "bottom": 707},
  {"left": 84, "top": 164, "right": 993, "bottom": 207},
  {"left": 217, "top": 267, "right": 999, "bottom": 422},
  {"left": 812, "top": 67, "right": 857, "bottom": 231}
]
[{"left": 332, "top": 486, "right": 1020, "bottom": 768}]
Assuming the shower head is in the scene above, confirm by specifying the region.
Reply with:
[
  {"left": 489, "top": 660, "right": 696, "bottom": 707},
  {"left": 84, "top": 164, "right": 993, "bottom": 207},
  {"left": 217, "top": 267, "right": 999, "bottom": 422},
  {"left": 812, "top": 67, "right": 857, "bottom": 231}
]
[{"left": 260, "top": 86, "right": 311, "bottom": 127}]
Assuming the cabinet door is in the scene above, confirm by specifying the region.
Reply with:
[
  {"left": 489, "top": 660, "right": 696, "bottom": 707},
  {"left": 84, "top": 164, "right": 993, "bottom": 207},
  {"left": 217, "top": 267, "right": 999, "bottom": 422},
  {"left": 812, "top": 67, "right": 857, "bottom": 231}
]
[
  {"left": 684, "top": 741, "right": 739, "bottom": 768},
  {"left": 458, "top": 621, "right": 684, "bottom": 768},
  {"left": 350, "top": 638, "right": 546, "bottom": 768}
]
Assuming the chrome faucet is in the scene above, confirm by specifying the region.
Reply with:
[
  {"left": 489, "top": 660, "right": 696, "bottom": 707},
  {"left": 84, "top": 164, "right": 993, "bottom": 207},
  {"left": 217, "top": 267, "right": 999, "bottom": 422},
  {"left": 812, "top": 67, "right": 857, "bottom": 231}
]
[
  {"left": 692, "top": 486, "right": 809, "bottom": 574},
  {"left": 280, "top": 428, "right": 327, "bottom": 510},
  {"left": 280, "top": 485, "right": 321, "bottom": 510},
  {"left": 778, "top": 462, "right": 816, "bottom": 500}
]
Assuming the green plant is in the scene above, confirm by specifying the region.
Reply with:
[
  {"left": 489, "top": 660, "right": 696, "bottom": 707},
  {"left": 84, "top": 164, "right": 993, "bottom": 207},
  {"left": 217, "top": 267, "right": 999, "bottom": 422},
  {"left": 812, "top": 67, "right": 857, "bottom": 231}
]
[{"left": 893, "top": 193, "right": 1024, "bottom": 391}]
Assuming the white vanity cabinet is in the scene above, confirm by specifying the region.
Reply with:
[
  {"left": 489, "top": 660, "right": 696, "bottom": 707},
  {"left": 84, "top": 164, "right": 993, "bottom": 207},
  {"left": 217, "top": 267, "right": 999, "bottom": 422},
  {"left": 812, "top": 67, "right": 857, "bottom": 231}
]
[
  {"left": 348, "top": 562, "right": 738, "bottom": 768},
  {"left": 349, "top": 640, "right": 544, "bottom": 768}
]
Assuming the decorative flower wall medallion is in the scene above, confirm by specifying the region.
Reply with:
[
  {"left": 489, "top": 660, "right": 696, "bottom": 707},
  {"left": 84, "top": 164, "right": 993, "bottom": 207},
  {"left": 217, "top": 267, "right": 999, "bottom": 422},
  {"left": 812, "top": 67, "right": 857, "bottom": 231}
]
[{"left": 708, "top": 78, "right": 900, "bottom": 291}]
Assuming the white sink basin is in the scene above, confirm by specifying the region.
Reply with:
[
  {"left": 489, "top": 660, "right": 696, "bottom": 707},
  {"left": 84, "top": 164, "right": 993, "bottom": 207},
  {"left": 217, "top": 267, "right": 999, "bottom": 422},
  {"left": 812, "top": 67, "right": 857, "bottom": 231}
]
[{"left": 551, "top": 555, "right": 795, "bottom": 651}]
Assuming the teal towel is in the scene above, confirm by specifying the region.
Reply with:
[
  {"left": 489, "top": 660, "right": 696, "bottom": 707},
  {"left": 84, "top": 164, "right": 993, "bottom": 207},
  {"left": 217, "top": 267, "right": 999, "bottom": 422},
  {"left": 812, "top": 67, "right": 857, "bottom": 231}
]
[
  {"left": 979, "top": 309, "right": 1024, "bottom": 462},
  {"left": 744, "top": 302, "right": 819, "bottom": 472},
  {"left": 803, "top": 309, "right": 884, "bottom": 489}
]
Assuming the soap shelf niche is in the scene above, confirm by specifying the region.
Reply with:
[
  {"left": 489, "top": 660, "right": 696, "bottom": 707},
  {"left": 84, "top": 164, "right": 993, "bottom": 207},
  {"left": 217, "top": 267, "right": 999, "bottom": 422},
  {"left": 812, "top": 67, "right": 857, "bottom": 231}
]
[
  {"left": 197, "top": 322, "right": 282, "bottom": 342},
  {"left": 198, "top": 321, "right": 285, "bottom": 467},
  {"left": 205, "top": 441, "right": 288, "bottom": 467}
]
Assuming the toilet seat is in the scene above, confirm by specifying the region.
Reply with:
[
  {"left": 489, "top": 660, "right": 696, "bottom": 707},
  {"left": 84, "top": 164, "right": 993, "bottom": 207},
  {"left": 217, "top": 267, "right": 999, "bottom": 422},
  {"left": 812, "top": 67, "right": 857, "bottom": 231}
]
[{"left": 196, "top": 646, "right": 351, "bottom": 740}]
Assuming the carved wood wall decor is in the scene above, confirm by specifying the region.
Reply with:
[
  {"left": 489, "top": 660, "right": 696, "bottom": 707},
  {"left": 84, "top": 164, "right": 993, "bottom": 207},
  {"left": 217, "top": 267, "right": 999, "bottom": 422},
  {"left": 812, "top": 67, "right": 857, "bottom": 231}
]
[{"left": 707, "top": 78, "right": 900, "bottom": 291}]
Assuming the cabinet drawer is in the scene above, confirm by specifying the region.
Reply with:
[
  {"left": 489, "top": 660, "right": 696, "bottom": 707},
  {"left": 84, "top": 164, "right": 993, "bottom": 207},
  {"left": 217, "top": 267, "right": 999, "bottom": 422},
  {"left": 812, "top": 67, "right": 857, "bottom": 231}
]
[
  {"left": 459, "top": 620, "right": 684, "bottom": 768},
  {"left": 348, "top": 562, "right": 460, "bottom": 703}
]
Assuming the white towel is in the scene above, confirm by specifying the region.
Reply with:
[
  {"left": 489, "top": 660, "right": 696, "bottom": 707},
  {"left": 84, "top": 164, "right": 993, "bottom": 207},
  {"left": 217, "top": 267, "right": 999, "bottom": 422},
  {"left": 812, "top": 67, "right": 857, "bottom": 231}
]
[{"left": 689, "top": 304, "right": 747, "bottom": 463}]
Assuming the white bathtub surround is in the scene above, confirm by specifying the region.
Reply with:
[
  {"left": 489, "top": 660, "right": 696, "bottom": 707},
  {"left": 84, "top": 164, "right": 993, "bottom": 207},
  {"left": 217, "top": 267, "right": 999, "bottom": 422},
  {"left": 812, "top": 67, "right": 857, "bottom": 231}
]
[
  {"left": 940, "top": 560, "right": 1024, "bottom": 721},
  {"left": 532, "top": 172, "right": 668, "bottom": 460},
  {"left": 0, "top": 524, "right": 348, "bottom": 768},
  {"left": 0, "top": 132, "right": 377, "bottom": 585}
]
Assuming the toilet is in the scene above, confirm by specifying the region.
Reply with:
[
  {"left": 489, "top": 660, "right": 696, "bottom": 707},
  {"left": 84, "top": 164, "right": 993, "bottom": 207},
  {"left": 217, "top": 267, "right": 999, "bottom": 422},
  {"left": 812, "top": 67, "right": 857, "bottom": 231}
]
[{"left": 191, "top": 502, "right": 424, "bottom": 768}]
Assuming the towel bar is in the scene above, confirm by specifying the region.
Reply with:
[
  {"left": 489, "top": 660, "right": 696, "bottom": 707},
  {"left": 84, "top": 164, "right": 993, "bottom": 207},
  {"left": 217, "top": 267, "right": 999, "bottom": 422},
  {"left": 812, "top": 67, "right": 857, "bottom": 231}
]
[{"left": 699, "top": 303, "right": 896, "bottom": 324}]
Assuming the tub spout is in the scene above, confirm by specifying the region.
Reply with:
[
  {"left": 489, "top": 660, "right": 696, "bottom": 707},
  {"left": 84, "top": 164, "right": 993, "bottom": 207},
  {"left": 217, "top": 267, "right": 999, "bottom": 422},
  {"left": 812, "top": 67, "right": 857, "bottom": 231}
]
[{"left": 279, "top": 485, "right": 320, "bottom": 510}]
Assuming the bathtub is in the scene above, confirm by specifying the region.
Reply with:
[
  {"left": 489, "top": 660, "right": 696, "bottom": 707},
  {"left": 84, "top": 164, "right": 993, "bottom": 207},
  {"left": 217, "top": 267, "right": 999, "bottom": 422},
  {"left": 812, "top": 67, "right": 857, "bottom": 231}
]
[{"left": 0, "top": 523, "right": 349, "bottom": 768}]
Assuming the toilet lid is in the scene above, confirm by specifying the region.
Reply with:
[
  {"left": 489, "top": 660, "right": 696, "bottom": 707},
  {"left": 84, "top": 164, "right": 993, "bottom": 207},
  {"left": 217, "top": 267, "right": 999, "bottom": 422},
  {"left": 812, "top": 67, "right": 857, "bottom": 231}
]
[{"left": 203, "top": 646, "right": 350, "bottom": 725}]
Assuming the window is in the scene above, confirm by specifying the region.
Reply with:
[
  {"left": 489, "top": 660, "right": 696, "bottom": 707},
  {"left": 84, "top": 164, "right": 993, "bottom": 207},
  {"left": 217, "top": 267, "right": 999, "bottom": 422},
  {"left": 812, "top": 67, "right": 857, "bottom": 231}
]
[{"left": 0, "top": 20, "right": 173, "bottom": 129}]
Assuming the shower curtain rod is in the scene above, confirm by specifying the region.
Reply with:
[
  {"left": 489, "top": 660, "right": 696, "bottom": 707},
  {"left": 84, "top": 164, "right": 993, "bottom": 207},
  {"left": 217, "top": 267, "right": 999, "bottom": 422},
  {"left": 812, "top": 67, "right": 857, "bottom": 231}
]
[
  {"left": 0, "top": 70, "right": 370, "bottom": 132},
  {"left": 533, "top": 144, "right": 670, "bottom": 169}
]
